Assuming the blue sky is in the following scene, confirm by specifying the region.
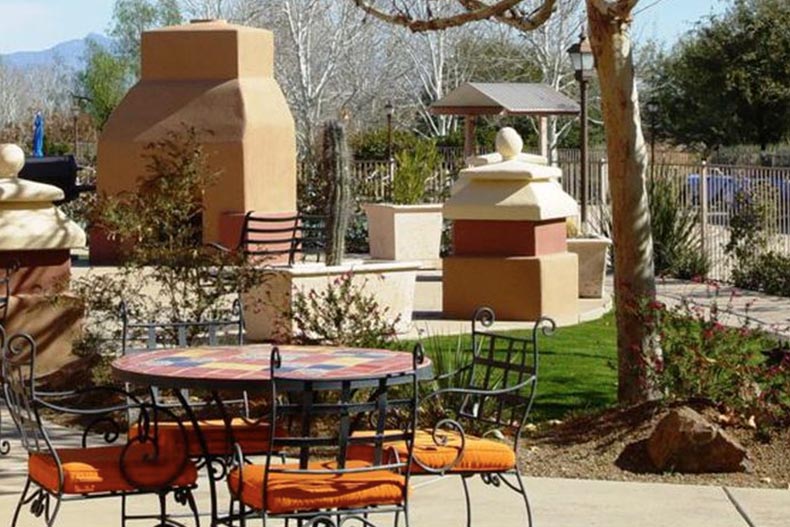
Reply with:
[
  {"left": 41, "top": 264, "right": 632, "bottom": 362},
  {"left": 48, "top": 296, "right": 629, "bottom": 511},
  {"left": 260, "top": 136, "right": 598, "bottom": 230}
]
[{"left": 0, "top": 0, "right": 728, "bottom": 54}]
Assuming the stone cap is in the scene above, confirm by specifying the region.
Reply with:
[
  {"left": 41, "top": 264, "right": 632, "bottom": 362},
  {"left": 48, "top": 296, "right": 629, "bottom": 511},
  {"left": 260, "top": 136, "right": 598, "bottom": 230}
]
[
  {"left": 0, "top": 144, "right": 86, "bottom": 249},
  {"left": 444, "top": 128, "right": 578, "bottom": 221},
  {"left": 0, "top": 144, "right": 64, "bottom": 202},
  {"left": 141, "top": 19, "right": 274, "bottom": 81},
  {"left": 459, "top": 127, "right": 561, "bottom": 181}
]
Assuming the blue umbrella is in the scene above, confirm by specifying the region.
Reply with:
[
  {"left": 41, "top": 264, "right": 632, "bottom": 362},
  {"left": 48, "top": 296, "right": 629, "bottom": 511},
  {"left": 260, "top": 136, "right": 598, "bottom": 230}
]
[{"left": 32, "top": 111, "right": 44, "bottom": 157}]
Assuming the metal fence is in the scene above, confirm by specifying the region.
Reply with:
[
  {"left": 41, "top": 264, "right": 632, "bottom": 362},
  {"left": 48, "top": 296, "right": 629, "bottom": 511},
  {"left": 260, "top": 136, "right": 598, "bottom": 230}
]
[{"left": 345, "top": 156, "right": 790, "bottom": 282}]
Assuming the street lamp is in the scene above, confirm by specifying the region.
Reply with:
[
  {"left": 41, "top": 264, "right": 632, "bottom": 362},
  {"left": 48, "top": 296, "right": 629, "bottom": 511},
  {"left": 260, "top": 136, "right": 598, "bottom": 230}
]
[
  {"left": 385, "top": 101, "right": 394, "bottom": 180},
  {"left": 646, "top": 100, "right": 659, "bottom": 182},
  {"left": 567, "top": 31, "right": 595, "bottom": 230}
]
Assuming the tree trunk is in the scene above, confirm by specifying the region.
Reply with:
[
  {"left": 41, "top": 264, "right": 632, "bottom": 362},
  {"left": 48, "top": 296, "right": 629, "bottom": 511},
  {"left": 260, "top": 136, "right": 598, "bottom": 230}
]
[{"left": 586, "top": 1, "right": 661, "bottom": 404}]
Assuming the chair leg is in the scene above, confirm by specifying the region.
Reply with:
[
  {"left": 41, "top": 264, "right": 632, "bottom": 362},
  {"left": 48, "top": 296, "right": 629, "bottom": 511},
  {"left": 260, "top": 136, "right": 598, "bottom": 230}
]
[
  {"left": 11, "top": 477, "right": 32, "bottom": 527},
  {"left": 158, "top": 492, "right": 168, "bottom": 525},
  {"left": 514, "top": 471, "right": 533, "bottom": 527},
  {"left": 45, "top": 491, "right": 61, "bottom": 527},
  {"left": 121, "top": 494, "right": 127, "bottom": 527},
  {"left": 184, "top": 489, "right": 200, "bottom": 527},
  {"left": 461, "top": 475, "right": 473, "bottom": 527}
]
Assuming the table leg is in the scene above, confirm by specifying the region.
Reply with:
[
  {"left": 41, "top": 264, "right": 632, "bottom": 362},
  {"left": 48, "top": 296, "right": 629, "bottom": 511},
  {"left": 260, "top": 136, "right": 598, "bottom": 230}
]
[{"left": 174, "top": 389, "right": 220, "bottom": 527}]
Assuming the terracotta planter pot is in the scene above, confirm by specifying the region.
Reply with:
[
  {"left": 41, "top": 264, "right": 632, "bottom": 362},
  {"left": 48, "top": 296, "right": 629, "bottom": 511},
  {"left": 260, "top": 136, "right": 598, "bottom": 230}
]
[
  {"left": 363, "top": 203, "right": 443, "bottom": 266},
  {"left": 566, "top": 236, "right": 612, "bottom": 298}
]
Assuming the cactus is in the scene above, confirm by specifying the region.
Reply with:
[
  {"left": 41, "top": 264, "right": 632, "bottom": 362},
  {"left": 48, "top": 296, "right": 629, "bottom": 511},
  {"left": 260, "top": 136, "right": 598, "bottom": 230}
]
[{"left": 322, "top": 120, "right": 352, "bottom": 266}]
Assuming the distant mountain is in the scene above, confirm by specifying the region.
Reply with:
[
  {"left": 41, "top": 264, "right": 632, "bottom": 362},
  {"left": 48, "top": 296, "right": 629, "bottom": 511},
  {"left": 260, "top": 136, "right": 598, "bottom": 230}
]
[{"left": 1, "top": 34, "right": 113, "bottom": 71}]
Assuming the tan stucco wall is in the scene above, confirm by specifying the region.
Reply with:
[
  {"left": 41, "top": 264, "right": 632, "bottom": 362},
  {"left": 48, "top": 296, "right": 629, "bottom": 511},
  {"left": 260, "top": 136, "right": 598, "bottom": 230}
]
[
  {"left": 97, "top": 21, "right": 296, "bottom": 249},
  {"left": 442, "top": 252, "right": 578, "bottom": 321}
]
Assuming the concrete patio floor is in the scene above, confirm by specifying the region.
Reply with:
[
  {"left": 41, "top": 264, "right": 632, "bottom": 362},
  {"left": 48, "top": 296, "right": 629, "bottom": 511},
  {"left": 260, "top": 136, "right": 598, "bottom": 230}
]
[{"left": 1, "top": 417, "right": 789, "bottom": 527}]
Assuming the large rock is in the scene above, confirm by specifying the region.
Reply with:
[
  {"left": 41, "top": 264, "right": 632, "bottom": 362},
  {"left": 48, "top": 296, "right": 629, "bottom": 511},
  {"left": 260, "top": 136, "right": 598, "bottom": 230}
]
[{"left": 646, "top": 407, "right": 748, "bottom": 473}]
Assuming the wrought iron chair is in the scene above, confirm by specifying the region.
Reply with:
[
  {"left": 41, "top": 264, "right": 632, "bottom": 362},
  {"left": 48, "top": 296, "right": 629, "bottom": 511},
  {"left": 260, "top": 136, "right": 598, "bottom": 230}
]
[
  {"left": 213, "top": 212, "right": 328, "bottom": 266},
  {"left": 119, "top": 299, "right": 277, "bottom": 459},
  {"left": 349, "top": 307, "right": 554, "bottom": 527},
  {"left": 2, "top": 330, "right": 200, "bottom": 527},
  {"left": 224, "top": 345, "right": 422, "bottom": 527},
  {"left": 0, "top": 269, "right": 13, "bottom": 456}
]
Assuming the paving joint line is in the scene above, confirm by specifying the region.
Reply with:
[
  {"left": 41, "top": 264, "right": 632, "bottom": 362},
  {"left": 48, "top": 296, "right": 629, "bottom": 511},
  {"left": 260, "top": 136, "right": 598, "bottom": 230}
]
[{"left": 723, "top": 486, "right": 757, "bottom": 527}]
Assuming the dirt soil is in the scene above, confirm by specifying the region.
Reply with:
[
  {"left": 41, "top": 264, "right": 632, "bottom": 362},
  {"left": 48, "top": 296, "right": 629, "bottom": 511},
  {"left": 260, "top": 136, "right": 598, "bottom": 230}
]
[{"left": 520, "top": 401, "right": 790, "bottom": 489}]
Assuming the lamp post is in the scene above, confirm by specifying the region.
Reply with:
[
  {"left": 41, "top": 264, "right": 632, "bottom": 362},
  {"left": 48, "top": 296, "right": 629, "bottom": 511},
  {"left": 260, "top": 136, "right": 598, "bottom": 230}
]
[
  {"left": 567, "top": 31, "right": 595, "bottom": 230},
  {"left": 646, "top": 100, "right": 659, "bottom": 183},
  {"left": 385, "top": 101, "right": 394, "bottom": 181}
]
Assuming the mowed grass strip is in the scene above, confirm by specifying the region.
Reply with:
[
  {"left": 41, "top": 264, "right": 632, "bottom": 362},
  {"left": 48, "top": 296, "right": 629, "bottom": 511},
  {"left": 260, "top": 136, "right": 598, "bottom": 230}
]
[{"left": 411, "top": 312, "right": 618, "bottom": 422}]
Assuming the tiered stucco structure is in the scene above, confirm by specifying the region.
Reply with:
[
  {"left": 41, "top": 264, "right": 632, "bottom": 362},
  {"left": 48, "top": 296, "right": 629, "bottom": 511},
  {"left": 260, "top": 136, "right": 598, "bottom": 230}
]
[
  {"left": 94, "top": 19, "right": 296, "bottom": 263},
  {"left": 0, "top": 144, "right": 86, "bottom": 377},
  {"left": 0, "top": 144, "right": 85, "bottom": 293},
  {"left": 443, "top": 128, "right": 579, "bottom": 320}
]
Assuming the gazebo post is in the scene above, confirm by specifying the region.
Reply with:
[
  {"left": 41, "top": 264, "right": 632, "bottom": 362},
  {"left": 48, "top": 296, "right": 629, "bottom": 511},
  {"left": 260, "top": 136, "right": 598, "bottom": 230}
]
[
  {"left": 539, "top": 116, "right": 549, "bottom": 161},
  {"left": 464, "top": 115, "right": 476, "bottom": 160}
]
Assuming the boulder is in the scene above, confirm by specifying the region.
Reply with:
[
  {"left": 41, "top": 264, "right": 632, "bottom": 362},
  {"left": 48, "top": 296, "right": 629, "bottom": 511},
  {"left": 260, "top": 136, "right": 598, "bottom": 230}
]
[{"left": 646, "top": 406, "right": 748, "bottom": 473}]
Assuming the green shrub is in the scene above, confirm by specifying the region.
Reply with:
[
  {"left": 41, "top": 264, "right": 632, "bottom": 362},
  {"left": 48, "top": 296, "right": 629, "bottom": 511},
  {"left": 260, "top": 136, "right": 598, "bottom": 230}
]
[
  {"left": 640, "top": 290, "right": 789, "bottom": 426},
  {"left": 350, "top": 129, "right": 423, "bottom": 160},
  {"left": 290, "top": 272, "right": 399, "bottom": 348},
  {"left": 649, "top": 175, "right": 710, "bottom": 278},
  {"left": 392, "top": 139, "right": 442, "bottom": 205},
  {"left": 72, "top": 126, "right": 265, "bottom": 384},
  {"left": 731, "top": 251, "right": 790, "bottom": 296}
]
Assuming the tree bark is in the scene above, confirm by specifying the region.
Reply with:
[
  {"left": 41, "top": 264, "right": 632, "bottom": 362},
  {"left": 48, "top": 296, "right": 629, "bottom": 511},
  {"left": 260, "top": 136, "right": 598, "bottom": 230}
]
[{"left": 586, "top": 0, "right": 661, "bottom": 404}]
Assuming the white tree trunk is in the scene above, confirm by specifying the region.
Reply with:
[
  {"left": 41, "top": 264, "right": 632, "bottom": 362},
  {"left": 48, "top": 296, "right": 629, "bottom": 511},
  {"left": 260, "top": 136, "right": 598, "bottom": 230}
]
[{"left": 587, "top": 0, "right": 660, "bottom": 404}]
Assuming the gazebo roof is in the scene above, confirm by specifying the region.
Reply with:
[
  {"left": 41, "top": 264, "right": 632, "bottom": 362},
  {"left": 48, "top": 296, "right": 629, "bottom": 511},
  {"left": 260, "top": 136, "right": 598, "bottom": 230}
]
[{"left": 431, "top": 82, "right": 580, "bottom": 116}]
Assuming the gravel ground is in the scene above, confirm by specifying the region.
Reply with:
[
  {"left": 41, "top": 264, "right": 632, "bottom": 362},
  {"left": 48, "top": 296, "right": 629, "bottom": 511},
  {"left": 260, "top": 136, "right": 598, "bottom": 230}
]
[{"left": 520, "top": 401, "right": 790, "bottom": 489}]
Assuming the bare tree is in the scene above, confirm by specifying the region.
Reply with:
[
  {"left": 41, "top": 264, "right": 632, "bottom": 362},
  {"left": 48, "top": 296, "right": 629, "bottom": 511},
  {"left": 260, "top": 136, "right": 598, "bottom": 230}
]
[
  {"left": 179, "top": 0, "right": 264, "bottom": 23},
  {"left": 350, "top": 0, "right": 659, "bottom": 404}
]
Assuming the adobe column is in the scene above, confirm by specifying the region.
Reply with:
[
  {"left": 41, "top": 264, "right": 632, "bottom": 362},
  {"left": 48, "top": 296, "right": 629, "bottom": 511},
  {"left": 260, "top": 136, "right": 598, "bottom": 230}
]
[
  {"left": 93, "top": 20, "right": 297, "bottom": 263},
  {"left": 442, "top": 128, "right": 579, "bottom": 321}
]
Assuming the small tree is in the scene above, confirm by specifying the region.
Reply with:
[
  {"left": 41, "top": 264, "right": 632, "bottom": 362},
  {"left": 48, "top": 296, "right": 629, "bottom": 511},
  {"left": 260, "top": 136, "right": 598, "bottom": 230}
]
[
  {"left": 85, "top": 125, "right": 263, "bottom": 326},
  {"left": 76, "top": 40, "right": 132, "bottom": 130}
]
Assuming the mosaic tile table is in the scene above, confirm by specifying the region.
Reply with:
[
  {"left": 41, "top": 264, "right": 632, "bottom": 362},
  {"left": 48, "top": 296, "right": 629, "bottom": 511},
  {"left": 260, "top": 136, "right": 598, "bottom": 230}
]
[{"left": 112, "top": 344, "right": 432, "bottom": 391}]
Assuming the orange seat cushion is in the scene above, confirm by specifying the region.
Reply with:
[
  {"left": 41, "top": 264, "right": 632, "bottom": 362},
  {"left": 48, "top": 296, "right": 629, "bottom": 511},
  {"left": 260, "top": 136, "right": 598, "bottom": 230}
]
[
  {"left": 227, "top": 460, "right": 406, "bottom": 514},
  {"left": 131, "top": 418, "right": 278, "bottom": 457},
  {"left": 29, "top": 445, "right": 198, "bottom": 495},
  {"left": 347, "top": 430, "right": 516, "bottom": 474}
]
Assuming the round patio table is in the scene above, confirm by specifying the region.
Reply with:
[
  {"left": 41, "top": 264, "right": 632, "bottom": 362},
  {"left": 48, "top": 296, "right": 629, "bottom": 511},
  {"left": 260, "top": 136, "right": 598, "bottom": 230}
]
[
  {"left": 112, "top": 343, "right": 433, "bottom": 391},
  {"left": 111, "top": 343, "right": 432, "bottom": 526}
]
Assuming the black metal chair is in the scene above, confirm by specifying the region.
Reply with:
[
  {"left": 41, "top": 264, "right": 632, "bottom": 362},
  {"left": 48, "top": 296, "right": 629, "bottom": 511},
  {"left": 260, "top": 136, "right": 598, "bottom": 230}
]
[
  {"left": 224, "top": 346, "right": 422, "bottom": 527},
  {"left": 214, "top": 212, "right": 328, "bottom": 266},
  {"left": 2, "top": 330, "right": 200, "bottom": 527},
  {"left": 119, "top": 299, "right": 278, "bottom": 459},
  {"left": 0, "top": 270, "right": 13, "bottom": 456},
  {"left": 349, "top": 307, "right": 553, "bottom": 527}
]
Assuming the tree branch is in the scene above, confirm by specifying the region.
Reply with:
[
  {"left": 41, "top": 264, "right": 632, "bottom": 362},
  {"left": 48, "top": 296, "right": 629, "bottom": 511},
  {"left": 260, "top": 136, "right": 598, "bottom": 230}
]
[
  {"left": 458, "top": 0, "right": 557, "bottom": 32},
  {"left": 589, "top": 0, "right": 638, "bottom": 21},
  {"left": 352, "top": 0, "right": 556, "bottom": 32}
]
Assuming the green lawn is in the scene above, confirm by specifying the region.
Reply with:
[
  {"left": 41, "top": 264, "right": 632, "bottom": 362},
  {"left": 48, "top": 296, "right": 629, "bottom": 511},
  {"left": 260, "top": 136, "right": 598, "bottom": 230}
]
[{"left": 413, "top": 312, "right": 619, "bottom": 422}]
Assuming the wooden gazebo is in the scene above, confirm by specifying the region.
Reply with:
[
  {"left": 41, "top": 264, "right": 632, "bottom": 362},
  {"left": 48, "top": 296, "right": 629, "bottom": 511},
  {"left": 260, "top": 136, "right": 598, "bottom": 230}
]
[{"left": 431, "top": 82, "right": 580, "bottom": 159}]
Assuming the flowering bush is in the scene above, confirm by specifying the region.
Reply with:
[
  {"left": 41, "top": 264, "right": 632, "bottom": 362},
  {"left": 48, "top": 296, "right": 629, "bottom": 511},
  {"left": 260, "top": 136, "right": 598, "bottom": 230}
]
[
  {"left": 640, "top": 283, "right": 790, "bottom": 426},
  {"left": 290, "top": 272, "right": 399, "bottom": 348}
]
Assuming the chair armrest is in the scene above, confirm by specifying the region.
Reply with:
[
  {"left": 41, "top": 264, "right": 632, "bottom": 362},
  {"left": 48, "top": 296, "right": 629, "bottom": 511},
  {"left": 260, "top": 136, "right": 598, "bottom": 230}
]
[{"left": 432, "top": 362, "right": 473, "bottom": 383}]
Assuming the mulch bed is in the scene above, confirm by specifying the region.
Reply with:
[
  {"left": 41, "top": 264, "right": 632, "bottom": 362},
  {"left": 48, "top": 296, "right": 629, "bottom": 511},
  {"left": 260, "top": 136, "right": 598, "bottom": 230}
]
[{"left": 520, "top": 401, "right": 790, "bottom": 489}]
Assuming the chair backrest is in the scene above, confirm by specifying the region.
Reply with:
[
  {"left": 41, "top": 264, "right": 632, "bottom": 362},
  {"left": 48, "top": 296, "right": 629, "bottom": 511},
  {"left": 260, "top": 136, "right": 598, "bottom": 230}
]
[
  {"left": 261, "top": 346, "right": 421, "bottom": 504},
  {"left": 240, "top": 212, "right": 327, "bottom": 266},
  {"left": 1, "top": 330, "right": 55, "bottom": 456},
  {"left": 0, "top": 266, "right": 15, "bottom": 323},
  {"left": 456, "top": 307, "right": 554, "bottom": 451},
  {"left": 119, "top": 299, "right": 244, "bottom": 356}
]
